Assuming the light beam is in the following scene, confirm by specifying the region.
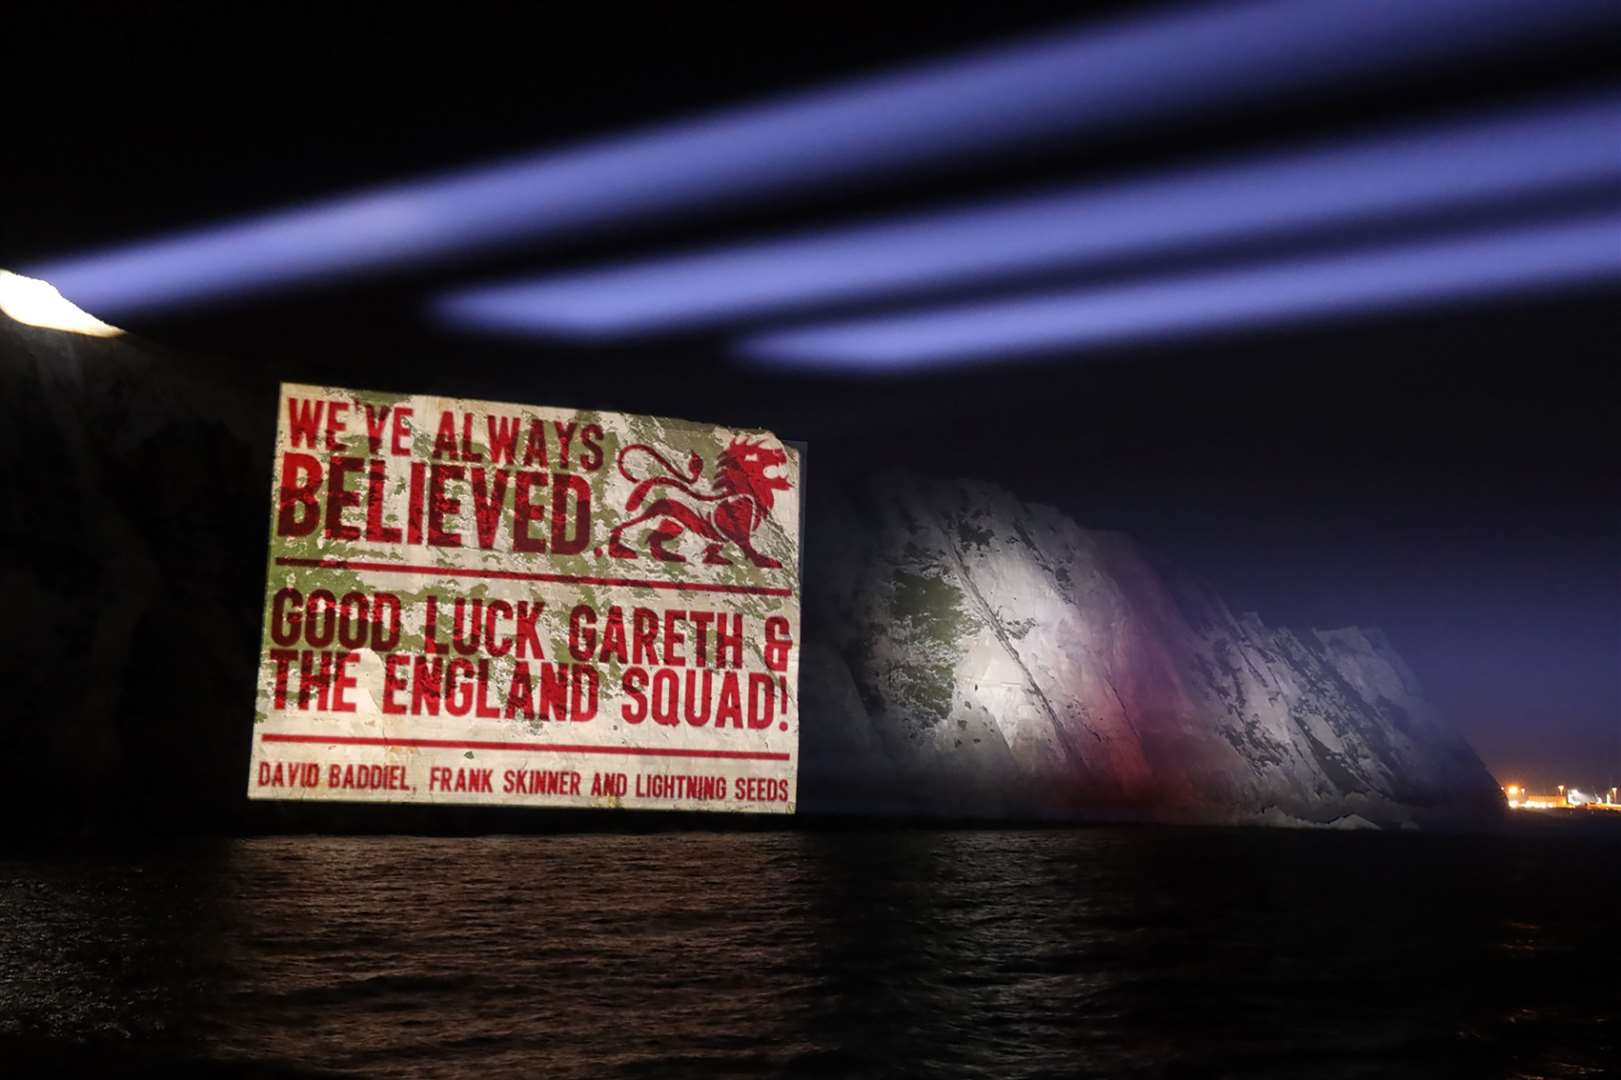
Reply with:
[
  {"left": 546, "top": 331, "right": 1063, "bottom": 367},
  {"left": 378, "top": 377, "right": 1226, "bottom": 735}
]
[
  {"left": 434, "top": 95, "right": 1621, "bottom": 338},
  {"left": 738, "top": 214, "right": 1621, "bottom": 372},
  {"left": 24, "top": 0, "right": 1620, "bottom": 316}
]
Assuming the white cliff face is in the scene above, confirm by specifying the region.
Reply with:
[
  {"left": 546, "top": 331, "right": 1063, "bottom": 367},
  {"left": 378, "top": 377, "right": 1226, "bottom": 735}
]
[
  {"left": 0, "top": 304, "right": 1499, "bottom": 830},
  {"left": 801, "top": 473, "right": 1501, "bottom": 827}
]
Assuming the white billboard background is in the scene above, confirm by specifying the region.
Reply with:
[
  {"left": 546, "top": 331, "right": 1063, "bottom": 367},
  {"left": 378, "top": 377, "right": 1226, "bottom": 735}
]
[{"left": 249, "top": 383, "right": 801, "bottom": 813}]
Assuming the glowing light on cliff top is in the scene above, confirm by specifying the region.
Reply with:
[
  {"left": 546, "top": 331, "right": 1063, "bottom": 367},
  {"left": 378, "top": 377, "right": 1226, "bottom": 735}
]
[
  {"left": 738, "top": 213, "right": 1621, "bottom": 372},
  {"left": 434, "top": 95, "right": 1620, "bottom": 338},
  {"left": 24, "top": 0, "right": 1621, "bottom": 316},
  {"left": 0, "top": 271, "right": 124, "bottom": 337}
]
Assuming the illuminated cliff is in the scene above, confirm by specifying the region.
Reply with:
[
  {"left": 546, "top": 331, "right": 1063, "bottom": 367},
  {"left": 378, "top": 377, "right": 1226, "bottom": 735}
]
[
  {"left": 1, "top": 281, "right": 1500, "bottom": 830},
  {"left": 798, "top": 475, "right": 1502, "bottom": 826}
]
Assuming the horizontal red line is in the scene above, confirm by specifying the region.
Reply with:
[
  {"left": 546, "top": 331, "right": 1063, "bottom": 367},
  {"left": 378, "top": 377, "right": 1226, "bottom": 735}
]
[
  {"left": 274, "top": 556, "right": 793, "bottom": 597},
  {"left": 262, "top": 732, "right": 792, "bottom": 762}
]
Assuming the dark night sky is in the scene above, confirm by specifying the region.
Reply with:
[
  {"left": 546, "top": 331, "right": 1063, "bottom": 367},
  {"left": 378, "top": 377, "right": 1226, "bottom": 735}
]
[{"left": 4, "top": 1, "right": 1616, "bottom": 790}]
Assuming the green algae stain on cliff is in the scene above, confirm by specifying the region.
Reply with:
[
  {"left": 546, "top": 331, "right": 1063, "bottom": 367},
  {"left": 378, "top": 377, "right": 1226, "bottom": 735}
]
[
  {"left": 891, "top": 570, "right": 972, "bottom": 648},
  {"left": 882, "top": 570, "right": 977, "bottom": 728}
]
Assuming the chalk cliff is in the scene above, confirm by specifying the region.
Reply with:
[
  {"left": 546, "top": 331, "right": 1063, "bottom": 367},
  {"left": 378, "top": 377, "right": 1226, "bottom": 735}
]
[
  {"left": 797, "top": 475, "right": 1502, "bottom": 826},
  {"left": 0, "top": 279, "right": 1501, "bottom": 830}
]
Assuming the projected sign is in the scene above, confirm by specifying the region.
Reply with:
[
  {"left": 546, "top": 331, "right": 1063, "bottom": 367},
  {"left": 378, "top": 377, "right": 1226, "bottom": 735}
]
[{"left": 249, "top": 384, "right": 801, "bottom": 813}]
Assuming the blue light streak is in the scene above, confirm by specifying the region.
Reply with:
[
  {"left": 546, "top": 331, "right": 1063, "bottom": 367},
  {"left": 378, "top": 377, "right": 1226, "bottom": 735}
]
[
  {"left": 25, "top": 0, "right": 1620, "bottom": 316},
  {"left": 434, "top": 96, "right": 1621, "bottom": 338},
  {"left": 738, "top": 214, "right": 1621, "bottom": 372}
]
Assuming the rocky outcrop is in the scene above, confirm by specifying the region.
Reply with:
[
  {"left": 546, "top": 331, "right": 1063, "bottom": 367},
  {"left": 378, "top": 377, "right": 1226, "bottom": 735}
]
[
  {"left": 1, "top": 279, "right": 274, "bottom": 833},
  {"left": 0, "top": 277, "right": 1501, "bottom": 831},
  {"left": 797, "top": 475, "right": 1502, "bottom": 827}
]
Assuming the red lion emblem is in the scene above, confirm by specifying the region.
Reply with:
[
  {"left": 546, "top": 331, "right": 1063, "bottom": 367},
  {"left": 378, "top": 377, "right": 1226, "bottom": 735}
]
[{"left": 606, "top": 437, "right": 792, "bottom": 568}]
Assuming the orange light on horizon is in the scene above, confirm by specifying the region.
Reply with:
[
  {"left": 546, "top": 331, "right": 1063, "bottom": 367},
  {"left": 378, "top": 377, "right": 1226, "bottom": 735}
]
[{"left": 1502, "top": 780, "right": 1621, "bottom": 811}]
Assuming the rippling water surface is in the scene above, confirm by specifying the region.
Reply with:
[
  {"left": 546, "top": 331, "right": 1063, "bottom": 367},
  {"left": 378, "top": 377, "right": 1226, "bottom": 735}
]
[{"left": 2, "top": 826, "right": 1615, "bottom": 1078}]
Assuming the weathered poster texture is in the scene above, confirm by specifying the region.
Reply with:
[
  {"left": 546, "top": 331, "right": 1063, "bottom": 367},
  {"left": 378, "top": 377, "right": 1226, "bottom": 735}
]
[{"left": 249, "top": 384, "right": 801, "bottom": 813}]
